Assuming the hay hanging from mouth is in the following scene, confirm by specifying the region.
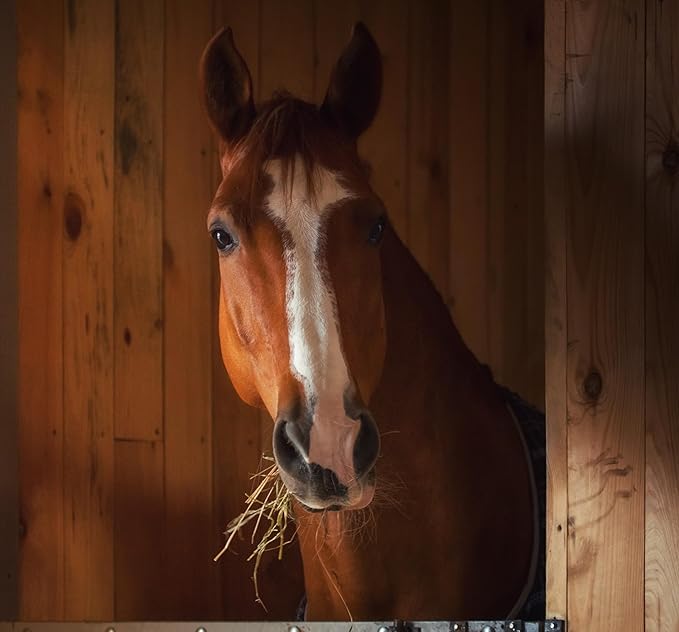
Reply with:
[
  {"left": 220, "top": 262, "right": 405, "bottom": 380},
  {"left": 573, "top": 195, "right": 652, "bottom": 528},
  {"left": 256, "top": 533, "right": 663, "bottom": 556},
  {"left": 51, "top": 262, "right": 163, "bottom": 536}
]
[{"left": 214, "top": 455, "right": 296, "bottom": 610}]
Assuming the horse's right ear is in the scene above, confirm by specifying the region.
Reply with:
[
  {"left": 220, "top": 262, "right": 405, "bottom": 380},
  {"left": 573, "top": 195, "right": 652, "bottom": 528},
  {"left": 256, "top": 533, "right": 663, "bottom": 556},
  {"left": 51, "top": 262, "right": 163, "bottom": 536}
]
[
  {"left": 200, "top": 27, "right": 255, "bottom": 148},
  {"left": 320, "top": 22, "right": 382, "bottom": 140}
]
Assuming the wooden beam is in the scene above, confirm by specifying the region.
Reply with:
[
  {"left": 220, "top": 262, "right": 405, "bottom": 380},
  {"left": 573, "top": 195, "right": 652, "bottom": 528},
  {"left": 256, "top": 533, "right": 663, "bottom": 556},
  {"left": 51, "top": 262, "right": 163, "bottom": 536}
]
[
  {"left": 564, "top": 1, "right": 645, "bottom": 628},
  {"left": 544, "top": 0, "right": 567, "bottom": 621},
  {"left": 113, "top": 0, "right": 164, "bottom": 442},
  {"left": 17, "top": 0, "right": 65, "bottom": 618},
  {"left": 645, "top": 1, "right": 679, "bottom": 630},
  {"left": 63, "top": 0, "right": 115, "bottom": 618}
]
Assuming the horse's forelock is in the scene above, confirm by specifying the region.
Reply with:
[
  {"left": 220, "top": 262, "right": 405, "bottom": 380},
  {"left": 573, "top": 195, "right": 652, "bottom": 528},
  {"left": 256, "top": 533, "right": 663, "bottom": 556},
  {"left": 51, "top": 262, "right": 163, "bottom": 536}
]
[{"left": 227, "top": 93, "right": 330, "bottom": 223}]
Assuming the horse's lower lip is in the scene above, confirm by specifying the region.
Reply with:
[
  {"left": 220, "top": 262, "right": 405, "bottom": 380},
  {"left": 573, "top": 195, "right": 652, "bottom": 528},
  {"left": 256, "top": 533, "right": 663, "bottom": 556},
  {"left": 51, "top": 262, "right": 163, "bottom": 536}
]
[{"left": 299, "top": 502, "right": 343, "bottom": 513}]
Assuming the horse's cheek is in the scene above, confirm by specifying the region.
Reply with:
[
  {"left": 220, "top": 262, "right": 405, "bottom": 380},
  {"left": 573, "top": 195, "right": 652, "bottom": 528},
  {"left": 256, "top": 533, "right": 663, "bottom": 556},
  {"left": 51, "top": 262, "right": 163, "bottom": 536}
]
[{"left": 218, "top": 290, "right": 262, "bottom": 410}]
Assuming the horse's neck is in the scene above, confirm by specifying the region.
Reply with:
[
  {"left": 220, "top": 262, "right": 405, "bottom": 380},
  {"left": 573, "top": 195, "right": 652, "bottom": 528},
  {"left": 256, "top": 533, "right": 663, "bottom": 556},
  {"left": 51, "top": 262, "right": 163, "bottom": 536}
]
[
  {"left": 375, "top": 231, "right": 498, "bottom": 422},
  {"left": 297, "top": 232, "right": 534, "bottom": 620}
]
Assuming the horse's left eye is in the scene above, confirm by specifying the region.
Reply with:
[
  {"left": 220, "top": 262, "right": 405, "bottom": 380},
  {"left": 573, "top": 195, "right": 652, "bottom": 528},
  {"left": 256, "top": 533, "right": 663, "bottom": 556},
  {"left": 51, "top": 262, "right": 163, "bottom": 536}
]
[
  {"left": 368, "top": 216, "right": 387, "bottom": 245},
  {"left": 211, "top": 228, "right": 235, "bottom": 252}
]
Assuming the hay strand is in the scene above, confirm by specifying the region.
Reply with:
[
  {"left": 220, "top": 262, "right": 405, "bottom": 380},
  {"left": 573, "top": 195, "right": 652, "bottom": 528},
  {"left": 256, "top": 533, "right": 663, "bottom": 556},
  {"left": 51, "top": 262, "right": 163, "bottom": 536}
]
[{"left": 214, "top": 456, "right": 296, "bottom": 610}]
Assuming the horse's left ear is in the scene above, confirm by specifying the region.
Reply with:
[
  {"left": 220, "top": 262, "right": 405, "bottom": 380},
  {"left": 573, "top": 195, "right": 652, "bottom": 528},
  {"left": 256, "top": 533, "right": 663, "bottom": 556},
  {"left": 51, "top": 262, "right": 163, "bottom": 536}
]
[
  {"left": 320, "top": 22, "right": 382, "bottom": 140},
  {"left": 200, "top": 27, "right": 255, "bottom": 148}
]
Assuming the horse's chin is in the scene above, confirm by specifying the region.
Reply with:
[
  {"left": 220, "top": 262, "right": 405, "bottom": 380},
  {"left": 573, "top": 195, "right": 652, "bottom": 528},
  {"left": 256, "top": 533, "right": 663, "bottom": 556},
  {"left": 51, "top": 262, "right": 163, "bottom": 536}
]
[{"left": 291, "top": 476, "right": 376, "bottom": 513}]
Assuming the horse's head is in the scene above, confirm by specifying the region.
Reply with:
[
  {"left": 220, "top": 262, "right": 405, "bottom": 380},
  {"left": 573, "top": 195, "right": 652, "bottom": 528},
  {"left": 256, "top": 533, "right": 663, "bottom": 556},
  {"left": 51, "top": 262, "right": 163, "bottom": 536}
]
[{"left": 201, "top": 25, "right": 386, "bottom": 511}]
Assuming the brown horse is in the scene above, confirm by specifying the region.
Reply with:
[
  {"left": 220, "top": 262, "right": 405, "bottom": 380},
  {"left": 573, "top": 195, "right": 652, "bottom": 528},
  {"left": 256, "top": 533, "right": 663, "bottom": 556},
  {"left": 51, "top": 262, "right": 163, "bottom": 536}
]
[{"left": 201, "top": 23, "right": 540, "bottom": 621}]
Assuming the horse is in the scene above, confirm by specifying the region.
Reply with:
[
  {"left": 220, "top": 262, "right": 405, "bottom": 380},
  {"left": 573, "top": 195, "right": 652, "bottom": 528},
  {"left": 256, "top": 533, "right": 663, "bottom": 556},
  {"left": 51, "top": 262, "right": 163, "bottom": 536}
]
[{"left": 200, "top": 23, "right": 544, "bottom": 622}]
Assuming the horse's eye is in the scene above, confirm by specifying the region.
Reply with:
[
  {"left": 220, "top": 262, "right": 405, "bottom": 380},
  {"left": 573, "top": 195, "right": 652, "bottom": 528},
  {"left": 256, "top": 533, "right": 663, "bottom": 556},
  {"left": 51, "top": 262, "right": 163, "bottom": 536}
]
[
  {"left": 211, "top": 228, "right": 235, "bottom": 252},
  {"left": 368, "top": 216, "right": 387, "bottom": 245}
]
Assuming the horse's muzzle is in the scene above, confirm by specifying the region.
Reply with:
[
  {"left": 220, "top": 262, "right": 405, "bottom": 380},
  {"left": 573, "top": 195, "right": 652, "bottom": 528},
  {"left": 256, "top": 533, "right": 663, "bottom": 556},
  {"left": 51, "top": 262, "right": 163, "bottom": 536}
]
[{"left": 272, "top": 412, "right": 380, "bottom": 510}]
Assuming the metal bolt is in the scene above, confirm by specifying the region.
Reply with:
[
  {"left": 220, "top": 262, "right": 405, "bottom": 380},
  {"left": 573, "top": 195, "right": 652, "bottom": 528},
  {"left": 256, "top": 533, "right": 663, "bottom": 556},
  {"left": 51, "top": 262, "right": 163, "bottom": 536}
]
[
  {"left": 105, "top": 628, "right": 115, "bottom": 632},
  {"left": 453, "top": 626, "right": 459, "bottom": 631},
  {"left": 377, "top": 627, "right": 390, "bottom": 632},
  {"left": 509, "top": 624, "right": 515, "bottom": 630},
  {"left": 550, "top": 624, "right": 556, "bottom": 630},
  {"left": 482, "top": 626, "right": 494, "bottom": 632},
  {"left": 289, "top": 627, "right": 301, "bottom": 632},
  {"left": 196, "top": 628, "right": 207, "bottom": 632}
]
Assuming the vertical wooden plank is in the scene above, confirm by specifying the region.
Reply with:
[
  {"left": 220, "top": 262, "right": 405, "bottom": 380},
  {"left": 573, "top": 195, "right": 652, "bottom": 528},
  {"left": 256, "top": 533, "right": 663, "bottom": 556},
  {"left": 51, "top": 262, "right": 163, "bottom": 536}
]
[
  {"left": 544, "top": 0, "right": 567, "bottom": 621},
  {"left": 163, "top": 0, "right": 218, "bottom": 617},
  {"left": 645, "top": 1, "right": 679, "bottom": 630},
  {"left": 0, "top": 0, "right": 18, "bottom": 618},
  {"left": 114, "top": 0, "right": 164, "bottom": 441},
  {"left": 358, "top": 0, "right": 409, "bottom": 243},
  {"left": 485, "top": 0, "right": 507, "bottom": 389},
  {"left": 113, "top": 440, "right": 164, "bottom": 618},
  {"left": 407, "top": 0, "right": 450, "bottom": 299},
  {"left": 16, "top": 0, "right": 65, "bottom": 619},
  {"left": 260, "top": 0, "right": 314, "bottom": 102},
  {"left": 486, "top": 0, "right": 545, "bottom": 408},
  {"left": 448, "top": 0, "right": 489, "bottom": 363},
  {"left": 565, "top": 1, "right": 645, "bottom": 629},
  {"left": 63, "top": 0, "right": 115, "bottom": 619}
]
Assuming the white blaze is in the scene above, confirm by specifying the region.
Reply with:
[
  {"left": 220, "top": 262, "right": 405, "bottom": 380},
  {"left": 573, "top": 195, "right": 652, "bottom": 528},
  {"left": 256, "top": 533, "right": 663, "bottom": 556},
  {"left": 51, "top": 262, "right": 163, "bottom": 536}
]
[{"left": 264, "top": 157, "right": 358, "bottom": 485}]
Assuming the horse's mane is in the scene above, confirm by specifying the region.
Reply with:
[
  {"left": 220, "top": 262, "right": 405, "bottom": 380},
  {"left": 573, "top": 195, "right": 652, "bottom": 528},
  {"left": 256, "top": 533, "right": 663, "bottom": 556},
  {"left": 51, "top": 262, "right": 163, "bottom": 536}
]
[{"left": 230, "top": 92, "right": 329, "bottom": 221}]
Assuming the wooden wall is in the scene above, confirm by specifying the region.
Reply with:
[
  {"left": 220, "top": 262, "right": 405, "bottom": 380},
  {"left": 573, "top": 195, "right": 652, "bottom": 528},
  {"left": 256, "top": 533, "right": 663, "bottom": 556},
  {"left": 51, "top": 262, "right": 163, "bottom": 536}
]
[
  {"left": 17, "top": 0, "right": 543, "bottom": 620},
  {"left": 545, "top": 1, "right": 679, "bottom": 630}
]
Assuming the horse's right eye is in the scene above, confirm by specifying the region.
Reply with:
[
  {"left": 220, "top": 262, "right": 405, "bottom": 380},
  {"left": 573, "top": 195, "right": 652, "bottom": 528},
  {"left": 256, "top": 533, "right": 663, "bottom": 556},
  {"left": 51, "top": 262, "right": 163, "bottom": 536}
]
[{"left": 211, "top": 228, "right": 235, "bottom": 252}]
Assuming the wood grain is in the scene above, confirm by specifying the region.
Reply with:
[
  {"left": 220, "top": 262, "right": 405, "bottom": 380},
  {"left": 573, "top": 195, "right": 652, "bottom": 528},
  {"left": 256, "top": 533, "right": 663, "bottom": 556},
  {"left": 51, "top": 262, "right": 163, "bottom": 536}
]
[
  {"left": 113, "top": 440, "right": 164, "bottom": 618},
  {"left": 114, "top": 0, "right": 164, "bottom": 441},
  {"left": 62, "top": 0, "right": 115, "bottom": 619},
  {"left": 17, "top": 0, "right": 65, "bottom": 619},
  {"left": 448, "top": 0, "right": 489, "bottom": 362},
  {"left": 490, "top": 0, "right": 545, "bottom": 407},
  {"left": 260, "top": 0, "right": 314, "bottom": 101},
  {"left": 407, "top": 0, "right": 450, "bottom": 299},
  {"left": 645, "top": 1, "right": 679, "bottom": 629},
  {"left": 163, "top": 0, "right": 219, "bottom": 617},
  {"left": 544, "top": 0, "right": 568, "bottom": 621},
  {"left": 564, "top": 1, "right": 645, "bottom": 628}
]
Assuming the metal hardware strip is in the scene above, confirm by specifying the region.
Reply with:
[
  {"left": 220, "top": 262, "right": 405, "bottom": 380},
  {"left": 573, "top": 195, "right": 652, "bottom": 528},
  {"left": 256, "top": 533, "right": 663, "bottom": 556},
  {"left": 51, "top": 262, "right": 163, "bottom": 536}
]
[{"left": 0, "top": 620, "right": 565, "bottom": 632}]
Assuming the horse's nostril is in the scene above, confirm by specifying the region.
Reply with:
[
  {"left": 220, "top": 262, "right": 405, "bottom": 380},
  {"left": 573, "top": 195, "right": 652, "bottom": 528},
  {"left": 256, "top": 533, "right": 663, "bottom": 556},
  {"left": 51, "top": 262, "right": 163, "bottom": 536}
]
[{"left": 353, "top": 413, "right": 380, "bottom": 478}]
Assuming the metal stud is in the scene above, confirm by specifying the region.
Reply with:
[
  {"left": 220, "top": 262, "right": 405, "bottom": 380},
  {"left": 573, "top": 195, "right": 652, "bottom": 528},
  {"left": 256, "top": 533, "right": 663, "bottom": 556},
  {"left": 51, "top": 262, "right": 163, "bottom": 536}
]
[
  {"left": 289, "top": 627, "right": 301, "bottom": 632},
  {"left": 377, "top": 627, "right": 390, "bottom": 632},
  {"left": 453, "top": 625, "right": 459, "bottom": 631},
  {"left": 105, "top": 628, "right": 115, "bottom": 632},
  {"left": 196, "top": 628, "right": 207, "bottom": 632},
  {"left": 482, "top": 626, "right": 494, "bottom": 632},
  {"left": 550, "top": 624, "right": 556, "bottom": 630},
  {"left": 509, "top": 624, "right": 515, "bottom": 630}
]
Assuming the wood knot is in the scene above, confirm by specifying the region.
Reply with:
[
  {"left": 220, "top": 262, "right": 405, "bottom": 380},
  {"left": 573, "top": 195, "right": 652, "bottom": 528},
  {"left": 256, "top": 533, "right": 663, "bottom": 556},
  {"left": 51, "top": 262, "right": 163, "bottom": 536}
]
[
  {"left": 123, "top": 327, "right": 132, "bottom": 346},
  {"left": 662, "top": 141, "right": 679, "bottom": 174},
  {"left": 583, "top": 370, "right": 603, "bottom": 400},
  {"left": 63, "top": 192, "right": 84, "bottom": 241}
]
